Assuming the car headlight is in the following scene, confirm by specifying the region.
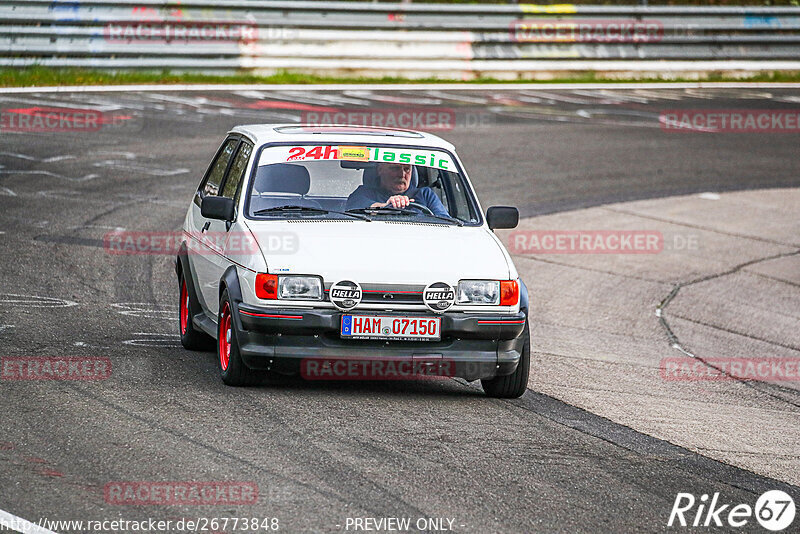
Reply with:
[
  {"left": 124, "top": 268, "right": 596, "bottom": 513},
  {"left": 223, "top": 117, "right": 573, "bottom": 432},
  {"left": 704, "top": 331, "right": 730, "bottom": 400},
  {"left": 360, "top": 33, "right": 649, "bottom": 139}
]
[
  {"left": 457, "top": 280, "right": 499, "bottom": 305},
  {"left": 256, "top": 274, "right": 322, "bottom": 300},
  {"left": 279, "top": 276, "right": 322, "bottom": 300},
  {"left": 457, "top": 279, "right": 519, "bottom": 306}
]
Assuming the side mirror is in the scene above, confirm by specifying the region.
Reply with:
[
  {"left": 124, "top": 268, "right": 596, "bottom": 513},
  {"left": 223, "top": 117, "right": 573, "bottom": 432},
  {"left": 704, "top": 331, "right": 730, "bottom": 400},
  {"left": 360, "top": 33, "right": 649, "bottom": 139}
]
[
  {"left": 201, "top": 196, "right": 236, "bottom": 221},
  {"left": 486, "top": 206, "right": 519, "bottom": 230}
]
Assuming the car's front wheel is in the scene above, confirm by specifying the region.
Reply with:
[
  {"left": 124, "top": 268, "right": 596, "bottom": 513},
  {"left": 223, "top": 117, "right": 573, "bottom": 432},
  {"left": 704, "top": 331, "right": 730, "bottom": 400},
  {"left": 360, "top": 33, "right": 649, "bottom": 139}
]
[
  {"left": 218, "top": 289, "right": 264, "bottom": 387},
  {"left": 481, "top": 319, "right": 530, "bottom": 398}
]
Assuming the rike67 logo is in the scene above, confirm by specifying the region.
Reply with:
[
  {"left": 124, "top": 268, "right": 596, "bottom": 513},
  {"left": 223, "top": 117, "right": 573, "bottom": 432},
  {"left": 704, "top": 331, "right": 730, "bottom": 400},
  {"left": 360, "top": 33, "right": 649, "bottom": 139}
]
[{"left": 668, "top": 490, "right": 795, "bottom": 531}]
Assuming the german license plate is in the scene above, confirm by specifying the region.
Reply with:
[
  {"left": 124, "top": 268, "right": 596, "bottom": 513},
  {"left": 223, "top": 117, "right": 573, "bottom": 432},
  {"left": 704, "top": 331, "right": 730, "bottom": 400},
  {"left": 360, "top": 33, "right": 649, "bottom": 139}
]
[{"left": 341, "top": 315, "right": 441, "bottom": 341}]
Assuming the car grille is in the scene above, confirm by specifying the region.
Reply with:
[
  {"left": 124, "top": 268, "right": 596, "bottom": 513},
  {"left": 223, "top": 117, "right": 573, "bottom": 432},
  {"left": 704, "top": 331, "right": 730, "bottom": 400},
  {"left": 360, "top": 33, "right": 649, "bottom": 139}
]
[
  {"left": 361, "top": 289, "right": 423, "bottom": 305},
  {"left": 324, "top": 284, "right": 425, "bottom": 305}
]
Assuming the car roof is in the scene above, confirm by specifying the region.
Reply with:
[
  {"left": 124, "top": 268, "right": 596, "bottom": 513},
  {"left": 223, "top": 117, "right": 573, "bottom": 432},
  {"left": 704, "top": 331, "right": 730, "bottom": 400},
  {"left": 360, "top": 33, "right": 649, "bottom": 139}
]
[{"left": 230, "top": 124, "right": 456, "bottom": 151}]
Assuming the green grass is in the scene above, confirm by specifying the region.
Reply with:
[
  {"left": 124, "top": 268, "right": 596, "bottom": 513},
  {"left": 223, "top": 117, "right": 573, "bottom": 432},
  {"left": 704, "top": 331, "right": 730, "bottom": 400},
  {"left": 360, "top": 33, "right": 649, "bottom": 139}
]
[{"left": 2, "top": 67, "right": 800, "bottom": 88}]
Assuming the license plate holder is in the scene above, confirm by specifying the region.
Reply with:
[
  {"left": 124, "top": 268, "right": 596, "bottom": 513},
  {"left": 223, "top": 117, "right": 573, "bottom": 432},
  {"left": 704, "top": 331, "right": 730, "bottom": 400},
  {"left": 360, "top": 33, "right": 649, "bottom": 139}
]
[{"left": 341, "top": 315, "right": 441, "bottom": 341}]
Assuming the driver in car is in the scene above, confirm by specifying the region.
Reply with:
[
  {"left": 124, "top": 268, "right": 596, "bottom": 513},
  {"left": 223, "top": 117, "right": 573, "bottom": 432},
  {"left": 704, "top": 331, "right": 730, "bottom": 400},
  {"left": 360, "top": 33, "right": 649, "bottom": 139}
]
[{"left": 345, "top": 162, "right": 450, "bottom": 217}]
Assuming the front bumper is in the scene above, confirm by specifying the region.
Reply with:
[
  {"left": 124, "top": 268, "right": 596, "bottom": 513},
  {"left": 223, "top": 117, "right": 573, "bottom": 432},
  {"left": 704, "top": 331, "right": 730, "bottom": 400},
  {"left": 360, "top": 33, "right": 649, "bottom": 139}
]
[{"left": 232, "top": 303, "right": 527, "bottom": 381}]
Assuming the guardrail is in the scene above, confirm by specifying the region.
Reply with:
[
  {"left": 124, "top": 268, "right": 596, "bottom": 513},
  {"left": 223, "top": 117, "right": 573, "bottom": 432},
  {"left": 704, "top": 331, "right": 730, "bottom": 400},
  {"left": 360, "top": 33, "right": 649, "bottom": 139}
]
[{"left": 2, "top": 1, "right": 800, "bottom": 78}]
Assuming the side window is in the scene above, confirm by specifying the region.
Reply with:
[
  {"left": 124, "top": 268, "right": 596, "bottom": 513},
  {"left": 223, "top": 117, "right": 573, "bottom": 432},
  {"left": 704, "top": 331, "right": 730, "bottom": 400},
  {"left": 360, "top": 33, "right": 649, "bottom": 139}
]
[
  {"left": 447, "top": 171, "right": 471, "bottom": 219},
  {"left": 199, "top": 138, "right": 238, "bottom": 197},
  {"left": 221, "top": 142, "right": 253, "bottom": 201}
]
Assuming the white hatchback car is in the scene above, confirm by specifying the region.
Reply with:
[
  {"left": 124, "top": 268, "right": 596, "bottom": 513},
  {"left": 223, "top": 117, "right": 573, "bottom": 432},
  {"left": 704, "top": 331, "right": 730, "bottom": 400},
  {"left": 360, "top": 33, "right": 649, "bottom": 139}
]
[{"left": 176, "top": 124, "right": 530, "bottom": 398}]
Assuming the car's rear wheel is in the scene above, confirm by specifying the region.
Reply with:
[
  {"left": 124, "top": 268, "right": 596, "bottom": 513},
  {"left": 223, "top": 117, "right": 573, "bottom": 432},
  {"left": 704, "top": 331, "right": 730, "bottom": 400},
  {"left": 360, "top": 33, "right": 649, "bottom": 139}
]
[
  {"left": 481, "top": 319, "right": 530, "bottom": 399},
  {"left": 179, "top": 274, "right": 212, "bottom": 350},
  {"left": 218, "top": 289, "right": 264, "bottom": 387}
]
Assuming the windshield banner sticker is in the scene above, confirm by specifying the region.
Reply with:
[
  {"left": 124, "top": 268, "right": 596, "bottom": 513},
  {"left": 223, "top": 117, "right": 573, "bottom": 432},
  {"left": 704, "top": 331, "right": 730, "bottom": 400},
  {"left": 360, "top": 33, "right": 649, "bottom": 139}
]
[{"left": 270, "top": 145, "right": 455, "bottom": 170}]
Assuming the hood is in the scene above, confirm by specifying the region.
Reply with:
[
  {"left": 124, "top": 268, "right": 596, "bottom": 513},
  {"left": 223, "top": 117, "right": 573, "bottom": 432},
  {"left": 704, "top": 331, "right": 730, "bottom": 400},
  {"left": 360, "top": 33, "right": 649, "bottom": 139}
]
[{"left": 245, "top": 219, "right": 511, "bottom": 285}]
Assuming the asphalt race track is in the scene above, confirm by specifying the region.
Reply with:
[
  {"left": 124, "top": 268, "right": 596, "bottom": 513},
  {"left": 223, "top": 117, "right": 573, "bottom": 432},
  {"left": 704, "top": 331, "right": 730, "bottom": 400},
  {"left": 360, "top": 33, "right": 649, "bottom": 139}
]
[{"left": 0, "top": 86, "right": 798, "bottom": 533}]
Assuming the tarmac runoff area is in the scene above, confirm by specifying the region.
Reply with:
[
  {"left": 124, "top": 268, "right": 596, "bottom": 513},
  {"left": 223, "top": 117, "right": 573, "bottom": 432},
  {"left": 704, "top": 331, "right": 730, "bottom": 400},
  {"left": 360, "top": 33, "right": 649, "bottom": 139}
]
[{"left": 498, "top": 188, "right": 800, "bottom": 486}]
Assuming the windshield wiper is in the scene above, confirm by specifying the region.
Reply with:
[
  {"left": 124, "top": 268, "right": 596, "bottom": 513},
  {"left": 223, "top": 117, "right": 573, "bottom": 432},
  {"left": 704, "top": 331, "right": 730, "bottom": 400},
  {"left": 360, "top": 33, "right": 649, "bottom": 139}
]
[
  {"left": 421, "top": 213, "right": 464, "bottom": 226},
  {"left": 254, "top": 205, "right": 326, "bottom": 215},
  {"left": 254, "top": 205, "right": 370, "bottom": 221},
  {"left": 347, "top": 206, "right": 415, "bottom": 215},
  {"left": 346, "top": 207, "right": 463, "bottom": 226}
]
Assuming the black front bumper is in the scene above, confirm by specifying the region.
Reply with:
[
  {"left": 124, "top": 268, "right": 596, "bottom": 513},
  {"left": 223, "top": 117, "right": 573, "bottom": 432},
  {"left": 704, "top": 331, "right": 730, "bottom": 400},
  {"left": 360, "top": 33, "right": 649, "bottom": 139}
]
[{"left": 232, "top": 303, "right": 527, "bottom": 381}]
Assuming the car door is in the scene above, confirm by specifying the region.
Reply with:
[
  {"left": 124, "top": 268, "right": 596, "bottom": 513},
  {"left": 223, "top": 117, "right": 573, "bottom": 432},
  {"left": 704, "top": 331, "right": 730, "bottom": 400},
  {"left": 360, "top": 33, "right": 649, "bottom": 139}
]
[
  {"left": 200, "top": 140, "right": 254, "bottom": 317},
  {"left": 187, "top": 136, "right": 239, "bottom": 316}
]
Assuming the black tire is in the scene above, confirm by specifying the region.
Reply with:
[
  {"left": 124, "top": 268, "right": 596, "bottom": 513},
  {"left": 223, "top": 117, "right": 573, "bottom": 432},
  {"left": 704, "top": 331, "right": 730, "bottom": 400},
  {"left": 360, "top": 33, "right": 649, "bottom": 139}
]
[
  {"left": 179, "top": 273, "right": 213, "bottom": 350},
  {"left": 218, "top": 289, "right": 264, "bottom": 387},
  {"left": 481, "top": 319, "right": 530, "bottom": 398}
]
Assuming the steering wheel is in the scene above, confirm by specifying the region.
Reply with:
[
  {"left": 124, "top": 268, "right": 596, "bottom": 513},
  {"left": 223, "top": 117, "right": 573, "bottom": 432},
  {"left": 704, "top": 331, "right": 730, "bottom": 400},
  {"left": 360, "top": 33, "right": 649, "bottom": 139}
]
[{"left": 407, "top": 201, "right": 436, "bottom": 217}]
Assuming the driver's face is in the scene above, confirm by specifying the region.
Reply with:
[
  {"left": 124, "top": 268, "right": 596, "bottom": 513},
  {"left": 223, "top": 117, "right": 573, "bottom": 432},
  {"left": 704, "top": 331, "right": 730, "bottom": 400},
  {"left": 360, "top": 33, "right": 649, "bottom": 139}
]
[{"left": 377, "top": 163, "right": 412, "bottom": 194}]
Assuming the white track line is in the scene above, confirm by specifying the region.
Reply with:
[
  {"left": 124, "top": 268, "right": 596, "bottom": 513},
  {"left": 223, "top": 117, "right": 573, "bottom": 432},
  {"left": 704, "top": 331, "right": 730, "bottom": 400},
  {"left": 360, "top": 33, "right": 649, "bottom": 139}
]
[
  {"left": 2, "top": 82, "right": 800, "bottom": 94},
  {"left": 0, "top": 509, "right": 60, "bottom": 534}
]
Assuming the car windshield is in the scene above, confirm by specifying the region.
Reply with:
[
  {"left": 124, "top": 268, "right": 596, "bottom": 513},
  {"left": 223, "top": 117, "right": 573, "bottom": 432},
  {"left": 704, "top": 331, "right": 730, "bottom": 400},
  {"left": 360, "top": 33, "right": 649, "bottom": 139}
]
[{"left": 245, "top": 144, "right": 480, "bottom": 225}]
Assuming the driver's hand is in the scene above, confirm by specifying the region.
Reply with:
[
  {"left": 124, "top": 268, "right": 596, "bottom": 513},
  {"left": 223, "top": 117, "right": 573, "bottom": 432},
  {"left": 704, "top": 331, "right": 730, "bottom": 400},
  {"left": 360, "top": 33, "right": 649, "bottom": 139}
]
[{"left": 384, "top": 195, "right": 414, "bottom": 209}]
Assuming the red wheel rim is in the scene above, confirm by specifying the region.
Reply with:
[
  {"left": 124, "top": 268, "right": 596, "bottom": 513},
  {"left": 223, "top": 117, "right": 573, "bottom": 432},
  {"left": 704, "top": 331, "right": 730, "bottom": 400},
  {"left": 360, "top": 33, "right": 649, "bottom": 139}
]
[
  {"left": 219, "top": 302, "right": 231, "bottom": 371},
  {"left": 180, "top": 280, "right": 189, "bottom": 335}
]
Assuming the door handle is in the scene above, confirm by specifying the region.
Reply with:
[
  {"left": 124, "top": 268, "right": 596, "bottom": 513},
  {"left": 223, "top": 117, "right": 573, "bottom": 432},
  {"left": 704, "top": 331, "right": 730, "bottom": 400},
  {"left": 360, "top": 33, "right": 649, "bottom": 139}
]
[{"left": 201, "top": 221, "right": 210, "bottom": 233}]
